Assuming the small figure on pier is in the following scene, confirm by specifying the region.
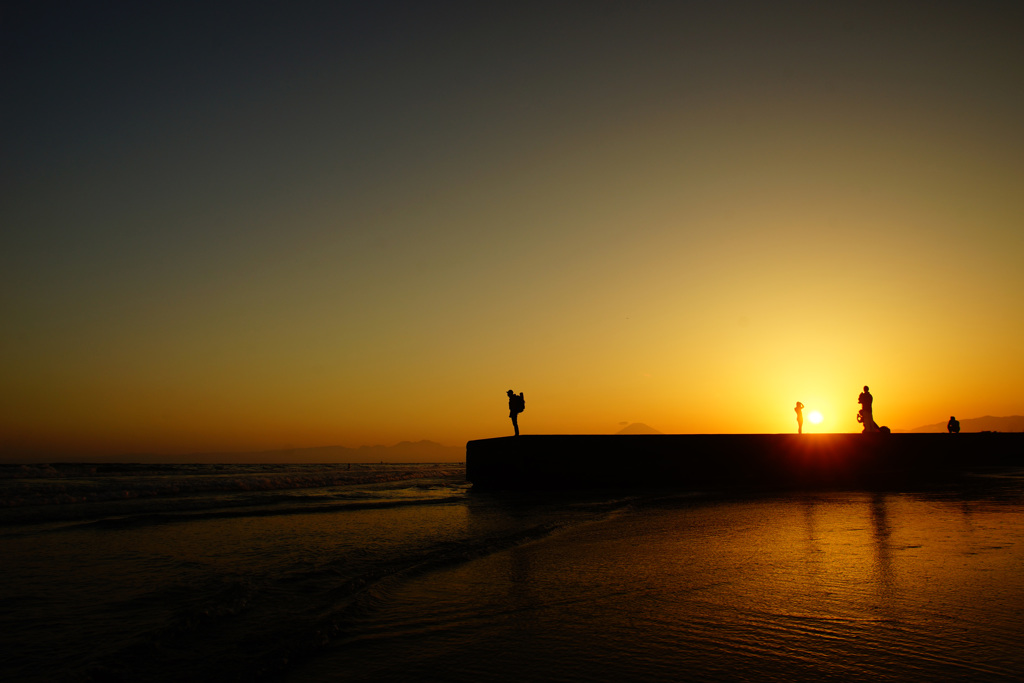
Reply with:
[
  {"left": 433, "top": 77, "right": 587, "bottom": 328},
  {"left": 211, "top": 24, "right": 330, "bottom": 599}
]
[
  {"left": 507, "top": 389, "right": 526, "bottom": 436},
  {"left": 857, "top": 385, "right": 879, "bottom": 433},
  {"left": 948, "top": 416, "right": 960, "bottom": 434},
  {"left": 795, "top": 402, "right": 805, "bottom": 434}
]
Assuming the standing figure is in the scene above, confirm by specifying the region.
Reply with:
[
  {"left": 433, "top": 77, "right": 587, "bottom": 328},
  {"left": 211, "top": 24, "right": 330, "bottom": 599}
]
[
  {"left": 947, "top": 416, "right": 960, "bottom": 434},
  {"left": 795, "top": 401, "right": 805, "bottom": 434},
  {"left": 857, "top": 385, "right": 878, "bottom": 433},
  {"left": 507, "top": 389, "right": 525, "bottom": 436}
]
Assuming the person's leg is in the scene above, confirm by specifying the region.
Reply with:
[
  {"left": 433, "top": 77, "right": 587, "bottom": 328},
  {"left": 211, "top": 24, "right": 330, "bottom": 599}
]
[{"left": 511, "top": 413, "right": 519, "bottom": 436}]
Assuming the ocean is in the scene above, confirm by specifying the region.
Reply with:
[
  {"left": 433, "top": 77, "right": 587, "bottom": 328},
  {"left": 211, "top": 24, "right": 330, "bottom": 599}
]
[{"left": 3, "top": 461, "right": 1024, "bottom": 682}]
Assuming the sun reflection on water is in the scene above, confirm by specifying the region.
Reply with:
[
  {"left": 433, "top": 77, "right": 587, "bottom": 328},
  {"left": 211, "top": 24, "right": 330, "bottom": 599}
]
[{"left": 324, "top": 489, "right": 1024, "bottom": 682}]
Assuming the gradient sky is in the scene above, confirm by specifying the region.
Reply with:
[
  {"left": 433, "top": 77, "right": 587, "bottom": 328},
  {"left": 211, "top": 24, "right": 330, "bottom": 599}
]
[{"left": 3, "top": 1, "right": 1023, "bottom": 457}]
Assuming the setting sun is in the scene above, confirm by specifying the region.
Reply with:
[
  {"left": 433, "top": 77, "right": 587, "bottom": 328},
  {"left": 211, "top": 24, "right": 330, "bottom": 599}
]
[{"left": 2, "top": 0, "right": 1023, "bottom": 462}]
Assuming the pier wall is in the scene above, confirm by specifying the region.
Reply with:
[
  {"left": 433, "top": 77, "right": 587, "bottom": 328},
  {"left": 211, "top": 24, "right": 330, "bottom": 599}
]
[{"left": 466, "top": 433, "right": 1024, "bottom": 490}]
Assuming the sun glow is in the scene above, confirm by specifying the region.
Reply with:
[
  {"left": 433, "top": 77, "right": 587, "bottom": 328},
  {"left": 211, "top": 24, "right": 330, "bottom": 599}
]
[{"left": 808, "top": 411, "right": 823, "bottom": 425}]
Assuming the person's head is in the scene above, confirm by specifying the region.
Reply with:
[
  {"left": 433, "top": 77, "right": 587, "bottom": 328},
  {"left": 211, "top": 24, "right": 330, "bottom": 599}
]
[
  {"left": 864, "top": 385, "right": 870, "bottom": 392},
  {"left": 507, "top": 389, "right": 514, "bottom": 396},
  {"left": 950, "top": 416, "right": 956, "bottom": 420}
]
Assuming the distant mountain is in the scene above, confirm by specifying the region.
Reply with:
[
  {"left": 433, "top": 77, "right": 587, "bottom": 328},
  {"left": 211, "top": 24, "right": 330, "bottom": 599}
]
[
  {"left": 616, "top": 423, "right": 663, "bottom": 435},
  {"left": 101, "top": 440, "right": 465, "bottom": 464},
  {"left": 902, "top": 416, "right": 1024, "bottom": 433}
]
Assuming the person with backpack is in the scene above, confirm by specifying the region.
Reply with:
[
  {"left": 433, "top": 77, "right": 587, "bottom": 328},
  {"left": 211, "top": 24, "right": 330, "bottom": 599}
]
[{"left": 506, "top": 389, "right": 525, "bottom": 436}]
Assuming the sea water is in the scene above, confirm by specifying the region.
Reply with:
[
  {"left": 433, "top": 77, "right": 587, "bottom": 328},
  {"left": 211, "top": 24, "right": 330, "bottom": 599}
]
[{"left": 2, "top": 463, "right": 1024, "bottom": 681}]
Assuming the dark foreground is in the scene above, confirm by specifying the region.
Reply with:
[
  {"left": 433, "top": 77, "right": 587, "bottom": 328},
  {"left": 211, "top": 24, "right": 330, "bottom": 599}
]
[
  {"left": 466, "top": 433, "right": 1024, "bottom": 490},
  {"left": 6, "top": 463, "right": 1024, "bottom": 681}
]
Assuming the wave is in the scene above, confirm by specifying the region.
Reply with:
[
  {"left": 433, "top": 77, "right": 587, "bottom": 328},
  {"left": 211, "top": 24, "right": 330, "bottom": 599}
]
[
  {"left": 1, "top": 495, "right": 471, "bottom": 539},
  {"left": 0, "top": 463, "right": 466, "bottom": 527},
  {"left": 61, "top": 491, "right": 639, "bottom": 683}
]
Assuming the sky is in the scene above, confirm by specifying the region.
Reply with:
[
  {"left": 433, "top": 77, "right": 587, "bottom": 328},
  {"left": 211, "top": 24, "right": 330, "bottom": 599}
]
[{"left": 3, "top": 1, "right": 1023, "bottom": 458}]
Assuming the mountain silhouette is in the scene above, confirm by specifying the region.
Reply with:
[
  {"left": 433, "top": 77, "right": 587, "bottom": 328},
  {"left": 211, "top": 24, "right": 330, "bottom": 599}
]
[
  {"left": 616, "top": 423, "right": 663, "bottom": 435},
  {"left": 902, "top": 415, "right": 1024, "bottom": 433},
  {"left": 103, "top": 440, "right": 465, "bottom": 464}
]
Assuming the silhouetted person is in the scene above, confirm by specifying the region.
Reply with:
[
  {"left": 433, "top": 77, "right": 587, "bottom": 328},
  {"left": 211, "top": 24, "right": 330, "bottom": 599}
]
[
  {"left": 857, "top": 385, "right": 878, "bottom": 433},
  {"left": 795, "top": 401, "right": 805, "bottom": 434},
  {"left": 948, "top": 416, "right": 960, "bottom": 434},
  {"left": 507, "top": 389, "right": 525, "bottom": 436}
]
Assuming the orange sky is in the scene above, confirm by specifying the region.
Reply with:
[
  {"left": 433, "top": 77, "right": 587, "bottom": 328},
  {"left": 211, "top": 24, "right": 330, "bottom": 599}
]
[{"left": 2, "top": 3, "right": 1022, "bottom": 459}]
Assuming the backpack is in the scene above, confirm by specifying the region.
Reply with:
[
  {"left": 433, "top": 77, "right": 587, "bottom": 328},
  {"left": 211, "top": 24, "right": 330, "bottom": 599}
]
[{"left": 516, "top": 393, "right": 526, "bottom": 413}]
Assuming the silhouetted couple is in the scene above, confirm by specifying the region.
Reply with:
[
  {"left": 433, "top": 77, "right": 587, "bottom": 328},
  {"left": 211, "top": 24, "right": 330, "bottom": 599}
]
[
  {"left": 507, "top": 389, "right": 525, "bottom": 436},
  {"left": 858, "top": 385, "right": 879, "bottom": 433}
]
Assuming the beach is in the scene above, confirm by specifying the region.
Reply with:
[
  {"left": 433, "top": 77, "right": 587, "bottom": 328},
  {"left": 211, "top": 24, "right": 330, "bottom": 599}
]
[{"left": 3, "top": 462, "right": 1024, "bottom": 681}]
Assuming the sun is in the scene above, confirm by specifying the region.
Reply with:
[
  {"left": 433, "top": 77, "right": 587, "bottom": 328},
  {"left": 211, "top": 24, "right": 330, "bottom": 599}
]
[{"left": 808, "top": 411, "right": 823, "bottom": 424}]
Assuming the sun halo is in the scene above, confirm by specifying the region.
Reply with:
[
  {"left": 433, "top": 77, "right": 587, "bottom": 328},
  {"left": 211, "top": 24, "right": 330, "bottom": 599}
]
[{"left": 808, "top": 411, "right": 823, "bottom": 424}]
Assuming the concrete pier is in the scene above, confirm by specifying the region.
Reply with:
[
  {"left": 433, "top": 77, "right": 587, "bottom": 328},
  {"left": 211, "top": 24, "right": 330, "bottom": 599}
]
[{"left": 466, "top": 433, "right": 1024, "bottom": 490}]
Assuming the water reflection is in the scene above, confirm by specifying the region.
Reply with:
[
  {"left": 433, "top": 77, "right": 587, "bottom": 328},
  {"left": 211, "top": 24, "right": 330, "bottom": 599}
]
[
  {"left": 801, "top": 496, "right": 820, "bottom": 556},
  {"left": 301, "top": 480, "right": 1024, "bottom": 682},
  {"left": 868, "top": 494, "right": 895, "bottom": 596}
]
